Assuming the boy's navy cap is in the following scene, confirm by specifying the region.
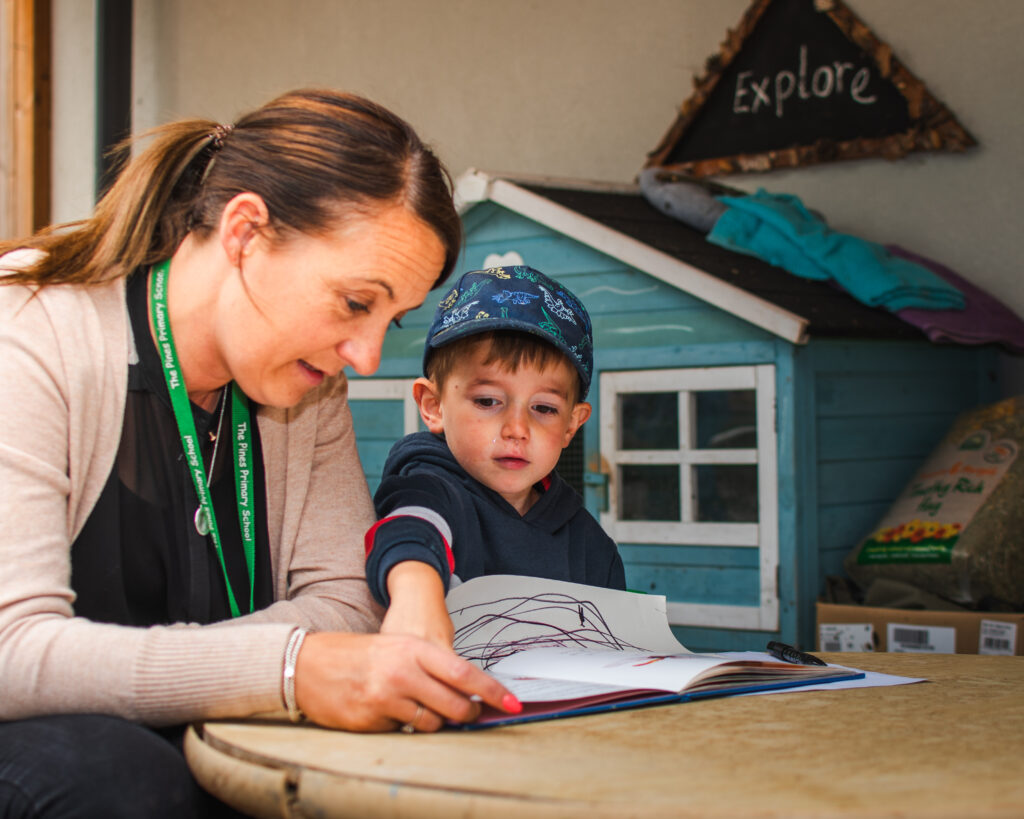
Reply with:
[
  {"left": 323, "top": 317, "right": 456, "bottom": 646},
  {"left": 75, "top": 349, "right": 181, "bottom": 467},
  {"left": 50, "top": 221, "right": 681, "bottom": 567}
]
[{"left": 423, "top": 266, "right": 593, "bottom": 399}]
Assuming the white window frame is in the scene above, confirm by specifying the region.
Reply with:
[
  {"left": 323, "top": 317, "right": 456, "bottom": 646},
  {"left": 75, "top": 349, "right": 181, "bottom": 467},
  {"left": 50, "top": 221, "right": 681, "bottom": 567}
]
[
  {"left": 599, "top": 365, "right": 778, "bottom": 631},
  {"left": 346, "top": 378, "right": 420, "bottom": 435}
]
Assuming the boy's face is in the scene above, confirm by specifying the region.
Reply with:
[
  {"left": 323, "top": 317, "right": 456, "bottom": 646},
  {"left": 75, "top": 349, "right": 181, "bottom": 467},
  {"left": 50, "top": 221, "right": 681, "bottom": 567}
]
[{"left": 414, "top": 342, "right": 591, "bottom": 516}]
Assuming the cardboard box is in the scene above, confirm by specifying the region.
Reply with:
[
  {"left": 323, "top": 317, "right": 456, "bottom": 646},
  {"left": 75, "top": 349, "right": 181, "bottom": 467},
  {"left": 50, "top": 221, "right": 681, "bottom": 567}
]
[{"left": 816, "top": 601, "right": 1024, "bottom": 656}]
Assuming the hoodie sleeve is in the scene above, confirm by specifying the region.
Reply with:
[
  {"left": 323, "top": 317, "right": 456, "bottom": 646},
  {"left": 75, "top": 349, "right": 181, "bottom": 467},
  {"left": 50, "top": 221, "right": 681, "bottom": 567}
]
[
  {"left": 365, "top": 435, "right": 467, "bottom": 606},
  {"left": 364, "top": 500, "right": 454, "bottom": 606}
]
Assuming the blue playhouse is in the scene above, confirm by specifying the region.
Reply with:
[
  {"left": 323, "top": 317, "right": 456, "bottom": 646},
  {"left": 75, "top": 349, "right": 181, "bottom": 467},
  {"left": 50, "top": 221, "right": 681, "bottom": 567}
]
[{"left": 346, "top": 170, "right": 999, "bottom": 651}]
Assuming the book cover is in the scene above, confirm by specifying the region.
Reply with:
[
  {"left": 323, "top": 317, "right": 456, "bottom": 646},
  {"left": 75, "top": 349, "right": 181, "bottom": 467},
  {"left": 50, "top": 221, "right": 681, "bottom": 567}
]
[{"left": 446, "top": 575, "right": 863, "bottom": 728}]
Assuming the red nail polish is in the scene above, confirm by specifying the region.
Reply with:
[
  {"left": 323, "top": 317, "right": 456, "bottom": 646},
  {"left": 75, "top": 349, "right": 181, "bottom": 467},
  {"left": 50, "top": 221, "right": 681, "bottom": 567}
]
[{"left": 502, "top": 693, "right": 522, "bottom": 714}]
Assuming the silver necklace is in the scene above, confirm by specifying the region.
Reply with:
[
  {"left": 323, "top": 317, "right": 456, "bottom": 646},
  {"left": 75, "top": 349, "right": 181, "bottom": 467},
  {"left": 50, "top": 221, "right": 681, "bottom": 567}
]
[{"left": 194, "top": 385, "right": 229, "bottom": 536}]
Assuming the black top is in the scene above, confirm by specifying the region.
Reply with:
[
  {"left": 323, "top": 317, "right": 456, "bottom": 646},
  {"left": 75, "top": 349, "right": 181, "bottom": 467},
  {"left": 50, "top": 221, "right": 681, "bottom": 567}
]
[
  {"left": 70, "top": 270, "right": 273, "bottom": 626},
  {"left": 366, "top": 431, "right": 626, "bottom": 606}
]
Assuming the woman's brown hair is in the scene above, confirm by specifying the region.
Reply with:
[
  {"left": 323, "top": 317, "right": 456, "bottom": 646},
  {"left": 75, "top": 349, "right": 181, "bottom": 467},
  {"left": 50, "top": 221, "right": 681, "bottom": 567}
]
[{"left": 0, "top": 89, "right": 461, "bottom": 288}]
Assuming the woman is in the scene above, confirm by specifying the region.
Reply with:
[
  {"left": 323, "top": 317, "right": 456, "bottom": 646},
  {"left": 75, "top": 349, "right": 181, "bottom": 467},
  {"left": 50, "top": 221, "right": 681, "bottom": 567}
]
[{"left": 0, "top": 89, "right": 516, "bottom": 817}]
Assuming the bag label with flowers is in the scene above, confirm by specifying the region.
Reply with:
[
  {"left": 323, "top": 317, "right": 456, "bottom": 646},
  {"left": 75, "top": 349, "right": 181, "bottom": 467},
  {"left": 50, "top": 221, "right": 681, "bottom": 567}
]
[{"left": 857, "top": 430, "right": 1019, "bottom": 564}]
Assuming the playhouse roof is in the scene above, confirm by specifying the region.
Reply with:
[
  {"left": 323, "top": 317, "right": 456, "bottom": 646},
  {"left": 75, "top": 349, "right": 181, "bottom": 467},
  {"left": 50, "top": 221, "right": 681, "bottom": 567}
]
[{"left": 454, "top": 170, "right": 919, "bottom": 346}]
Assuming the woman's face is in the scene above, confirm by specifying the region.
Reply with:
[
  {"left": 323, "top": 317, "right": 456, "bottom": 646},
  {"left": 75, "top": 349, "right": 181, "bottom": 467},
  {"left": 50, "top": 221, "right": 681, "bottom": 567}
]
[{"left": 217, "top": 204, "right": 445, "bottom": 408}]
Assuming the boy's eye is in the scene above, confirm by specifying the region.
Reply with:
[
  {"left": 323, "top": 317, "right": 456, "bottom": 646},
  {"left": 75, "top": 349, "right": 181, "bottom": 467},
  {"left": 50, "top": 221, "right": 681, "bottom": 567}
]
[
  {"left": 473, "top": 397, "right": 499, "bottom": 408},
  {"left": 533, "top": 404, "right": 559, "bottom": 415}
]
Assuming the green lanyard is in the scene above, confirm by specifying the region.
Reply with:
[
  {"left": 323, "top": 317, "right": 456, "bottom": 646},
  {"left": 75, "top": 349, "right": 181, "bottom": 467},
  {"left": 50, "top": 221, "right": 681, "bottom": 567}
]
[{"left": 149, "top": 260, "right": 256, "bottom": 617}]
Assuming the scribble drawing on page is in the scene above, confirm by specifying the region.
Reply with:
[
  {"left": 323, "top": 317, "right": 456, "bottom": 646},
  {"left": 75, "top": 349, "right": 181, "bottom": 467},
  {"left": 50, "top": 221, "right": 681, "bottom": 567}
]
[{"left": 451, "top": 593, "right": 649, "bottom": 670}]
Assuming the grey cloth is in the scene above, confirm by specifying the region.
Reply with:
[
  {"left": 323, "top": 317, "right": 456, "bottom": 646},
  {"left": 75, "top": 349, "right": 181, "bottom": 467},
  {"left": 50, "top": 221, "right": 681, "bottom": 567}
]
[{"left": 639, "top": 168, "right": 727, "bottom": 234}]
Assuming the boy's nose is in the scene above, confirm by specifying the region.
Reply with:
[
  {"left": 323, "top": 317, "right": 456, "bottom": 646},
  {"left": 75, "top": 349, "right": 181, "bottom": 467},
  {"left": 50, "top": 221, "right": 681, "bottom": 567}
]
[{"left": 502, "top": 406, "right": 529, "bottom": 440}]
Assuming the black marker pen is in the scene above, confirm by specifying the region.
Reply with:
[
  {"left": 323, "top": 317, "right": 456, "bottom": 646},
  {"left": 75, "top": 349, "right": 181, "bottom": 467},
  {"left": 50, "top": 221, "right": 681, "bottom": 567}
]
[{"left": 767, "top": 640, "right": 827, "bottom": 666}]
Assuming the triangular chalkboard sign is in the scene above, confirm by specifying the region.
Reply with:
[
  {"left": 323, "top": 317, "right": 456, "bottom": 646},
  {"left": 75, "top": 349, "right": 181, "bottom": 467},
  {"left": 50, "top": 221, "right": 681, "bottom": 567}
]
[{"left": 646, "top": 0, "right": 976, "bottom": 177}]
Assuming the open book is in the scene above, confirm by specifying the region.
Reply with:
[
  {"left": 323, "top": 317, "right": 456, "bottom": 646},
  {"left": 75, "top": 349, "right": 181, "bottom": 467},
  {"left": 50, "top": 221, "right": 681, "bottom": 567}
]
[{"left": 447, "top": 575, "right": 863, "bottom": 727}]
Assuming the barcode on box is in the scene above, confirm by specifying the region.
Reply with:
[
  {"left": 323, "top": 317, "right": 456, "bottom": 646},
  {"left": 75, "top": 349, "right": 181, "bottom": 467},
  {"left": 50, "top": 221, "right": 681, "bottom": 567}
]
[
  {"left": 979, "top": 620, "right": 1017, "bottom": 656},
  {"left": 818, "top": 623, "right": 873, "bottom": 652},
  {"left": 892, "top": 627, "right": 928, "bottom": 646},
  {"left": 886, "top": 623, "right": 956, "bottom": 653}
]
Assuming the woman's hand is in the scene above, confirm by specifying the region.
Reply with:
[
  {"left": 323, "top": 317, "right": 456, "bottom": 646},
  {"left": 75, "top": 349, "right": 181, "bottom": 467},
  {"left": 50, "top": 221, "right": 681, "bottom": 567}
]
[
  {"left": 380, "top": 561, "right": 454, "bottom": 649},
  {"left": 293, "top": 631, "right": 520, "bottom": 733}
]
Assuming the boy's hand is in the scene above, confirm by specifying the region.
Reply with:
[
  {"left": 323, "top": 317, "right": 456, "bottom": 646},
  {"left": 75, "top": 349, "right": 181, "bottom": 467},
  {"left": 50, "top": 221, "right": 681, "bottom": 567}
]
[{"left": 381, "top": 561, "right": 455, "bottom": 649}]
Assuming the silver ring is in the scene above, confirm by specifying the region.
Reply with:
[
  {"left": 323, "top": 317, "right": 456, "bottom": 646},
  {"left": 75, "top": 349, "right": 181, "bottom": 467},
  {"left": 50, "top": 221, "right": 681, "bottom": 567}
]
[{"left": 400, "top": 704, "right": 424, "bottom": 734}]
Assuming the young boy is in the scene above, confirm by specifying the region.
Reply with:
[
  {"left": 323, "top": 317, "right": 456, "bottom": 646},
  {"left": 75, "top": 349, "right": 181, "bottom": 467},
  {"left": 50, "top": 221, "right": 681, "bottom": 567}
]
[{"left": 364, "top": 266, "right": 625, "bottom": 645}]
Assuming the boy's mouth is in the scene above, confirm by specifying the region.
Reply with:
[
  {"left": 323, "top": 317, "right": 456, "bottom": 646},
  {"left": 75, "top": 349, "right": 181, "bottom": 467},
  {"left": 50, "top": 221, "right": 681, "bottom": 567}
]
[{"left": 495, "top": 456, "right": 529, "bottom": 470}]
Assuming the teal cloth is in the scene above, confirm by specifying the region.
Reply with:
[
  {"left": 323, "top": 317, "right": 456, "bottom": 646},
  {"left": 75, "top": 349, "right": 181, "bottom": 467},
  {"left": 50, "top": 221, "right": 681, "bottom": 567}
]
[{"left": 707, "top": 190, "right": 965, "bottom": 312}]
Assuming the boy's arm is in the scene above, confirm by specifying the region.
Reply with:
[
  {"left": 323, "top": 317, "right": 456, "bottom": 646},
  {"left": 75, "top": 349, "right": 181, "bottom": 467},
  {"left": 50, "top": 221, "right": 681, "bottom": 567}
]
[
  {"left": 364, "top": 511, "right": 457, "bottom": 648},
  {"left": 364, "top": 510, "right": 454, "bottom": 603},
  {"left": 367, "top": 463, "right": 463, "bottom": 604},
  {"left": 367, "top": 465, "right": 467, "bottom": 647},
  {"left": 380, "top": 561, "right": 454, "bottom": 648}
]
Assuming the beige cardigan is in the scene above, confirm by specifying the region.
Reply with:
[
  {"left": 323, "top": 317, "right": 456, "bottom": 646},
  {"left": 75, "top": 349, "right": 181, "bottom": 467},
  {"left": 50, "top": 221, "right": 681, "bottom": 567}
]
[{"left": 0, "top": 251, "right": 381, "bottom": 725}]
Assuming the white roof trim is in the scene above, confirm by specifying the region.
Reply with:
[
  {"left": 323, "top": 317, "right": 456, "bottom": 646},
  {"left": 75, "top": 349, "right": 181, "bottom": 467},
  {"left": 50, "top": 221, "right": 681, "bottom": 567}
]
[{"left": 454, "top": 169, "right": 809, "bottom": 345}]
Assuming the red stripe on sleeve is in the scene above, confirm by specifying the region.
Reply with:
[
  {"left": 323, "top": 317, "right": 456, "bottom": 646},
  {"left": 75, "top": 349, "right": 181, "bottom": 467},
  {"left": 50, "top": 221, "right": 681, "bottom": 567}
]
[{"left": 364, "top": 515, "right": 455, "bottom": 574}]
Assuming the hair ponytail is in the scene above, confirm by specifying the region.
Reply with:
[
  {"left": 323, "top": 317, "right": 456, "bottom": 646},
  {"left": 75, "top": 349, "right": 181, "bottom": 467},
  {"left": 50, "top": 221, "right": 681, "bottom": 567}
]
[
  {"left": 1, "top": 119, "right": 221, "bottom": 287},
  {"left": 2, "top": 89, "right": 461, "bottom": 289}
]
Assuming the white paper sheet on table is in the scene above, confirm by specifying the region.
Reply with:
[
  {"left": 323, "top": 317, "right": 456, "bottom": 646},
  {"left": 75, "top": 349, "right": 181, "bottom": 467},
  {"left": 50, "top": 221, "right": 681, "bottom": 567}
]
[{"left": 718, "top": 652, "right": 926, "bottom": 692}]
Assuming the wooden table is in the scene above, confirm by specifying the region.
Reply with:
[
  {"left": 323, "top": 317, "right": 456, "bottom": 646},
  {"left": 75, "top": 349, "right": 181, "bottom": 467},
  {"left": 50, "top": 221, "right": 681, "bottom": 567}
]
[{"left": 185, "top": 653, "right": 1024, "bottom": 819}]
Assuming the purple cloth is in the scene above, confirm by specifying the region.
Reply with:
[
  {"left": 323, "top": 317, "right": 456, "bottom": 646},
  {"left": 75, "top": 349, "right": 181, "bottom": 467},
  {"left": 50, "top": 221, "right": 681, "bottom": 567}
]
[{"left": 890, "top": 244, "right": 1024, "bottom": 354}]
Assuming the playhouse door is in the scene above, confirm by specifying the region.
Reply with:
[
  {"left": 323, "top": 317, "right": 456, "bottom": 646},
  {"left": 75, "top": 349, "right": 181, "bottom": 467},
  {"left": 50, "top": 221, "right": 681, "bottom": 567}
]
[{"left": 598, "top": 365, "right": 779, "bottom": 632}]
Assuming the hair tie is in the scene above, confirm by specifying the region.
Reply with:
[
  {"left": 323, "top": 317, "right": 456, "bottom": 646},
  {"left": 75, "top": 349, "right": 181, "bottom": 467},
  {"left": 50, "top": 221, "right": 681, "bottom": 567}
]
[
  {"left": 210, "top": 123, "right": 234, "bottom": 151},
  {"left": 194, "top": 124, "right": 234, "bottom": 197}
]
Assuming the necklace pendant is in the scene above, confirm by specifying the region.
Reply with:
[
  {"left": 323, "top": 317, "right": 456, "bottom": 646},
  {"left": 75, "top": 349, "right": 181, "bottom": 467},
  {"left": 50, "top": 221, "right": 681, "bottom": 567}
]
[{"left": 194, "top": 506, "right": 212, "bottom": 536}]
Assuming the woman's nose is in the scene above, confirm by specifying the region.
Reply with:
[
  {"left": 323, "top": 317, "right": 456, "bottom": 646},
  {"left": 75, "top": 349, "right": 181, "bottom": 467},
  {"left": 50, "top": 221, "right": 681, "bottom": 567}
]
[{"left": 337, "top": 330, "right": 383, "bottom": 376}]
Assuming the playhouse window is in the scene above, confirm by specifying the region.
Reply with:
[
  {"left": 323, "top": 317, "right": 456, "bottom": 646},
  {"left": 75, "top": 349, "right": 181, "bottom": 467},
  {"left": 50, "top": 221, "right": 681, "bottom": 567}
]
[
  {"left": 695, "top": 390, "right": 757, "bottom": 449},
  {"left": 620, "top": 392, "right": 678, "bottom": 449},
  {"left": 620, "top": 464, "right": 680, "bottom": 520},
  {"left": 615, "top": 386, "right": 760, "bottom": 523},
  {"left": 600, "top": 365, "right": 776, "bottom": 543}
]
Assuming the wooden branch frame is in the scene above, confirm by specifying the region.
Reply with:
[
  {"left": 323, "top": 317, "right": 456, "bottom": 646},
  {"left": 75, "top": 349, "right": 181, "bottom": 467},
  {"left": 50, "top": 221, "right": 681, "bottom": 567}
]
[{"left": 646, "top": 0, "right": 976, "bottom": 178}]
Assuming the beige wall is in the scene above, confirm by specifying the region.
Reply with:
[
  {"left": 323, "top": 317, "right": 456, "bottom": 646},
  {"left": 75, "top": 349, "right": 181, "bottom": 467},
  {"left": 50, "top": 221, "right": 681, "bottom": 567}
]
[
  {"left": 55, "top": 1, "right": 1024, "bottom": 377},
  {"left": 52, "top": 0, "right": 96, "bottom": 226}
]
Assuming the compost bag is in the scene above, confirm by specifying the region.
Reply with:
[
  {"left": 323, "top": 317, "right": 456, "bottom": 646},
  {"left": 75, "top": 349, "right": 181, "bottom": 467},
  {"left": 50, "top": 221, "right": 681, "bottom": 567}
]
[{"left": 844, "top": 396, "right": 1024, "bottom": 609}]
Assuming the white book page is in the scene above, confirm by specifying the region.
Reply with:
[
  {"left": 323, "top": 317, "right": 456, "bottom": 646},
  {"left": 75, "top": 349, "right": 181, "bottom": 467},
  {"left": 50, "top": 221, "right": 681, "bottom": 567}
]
[
  {"left": 489, "top": 670, "right": 638, "bottom": 702},
  {"left": 447, "top": 575, "right": 689, "bottom": 670},
  {"left": 492, "top": 646, "right": 725, "bottom": 692}
]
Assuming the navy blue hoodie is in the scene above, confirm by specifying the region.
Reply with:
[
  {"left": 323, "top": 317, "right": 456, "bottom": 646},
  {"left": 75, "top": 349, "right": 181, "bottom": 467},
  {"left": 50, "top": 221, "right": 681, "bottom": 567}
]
[{"left": 365, "top": 431, "right": 625, "bottom": 605}]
